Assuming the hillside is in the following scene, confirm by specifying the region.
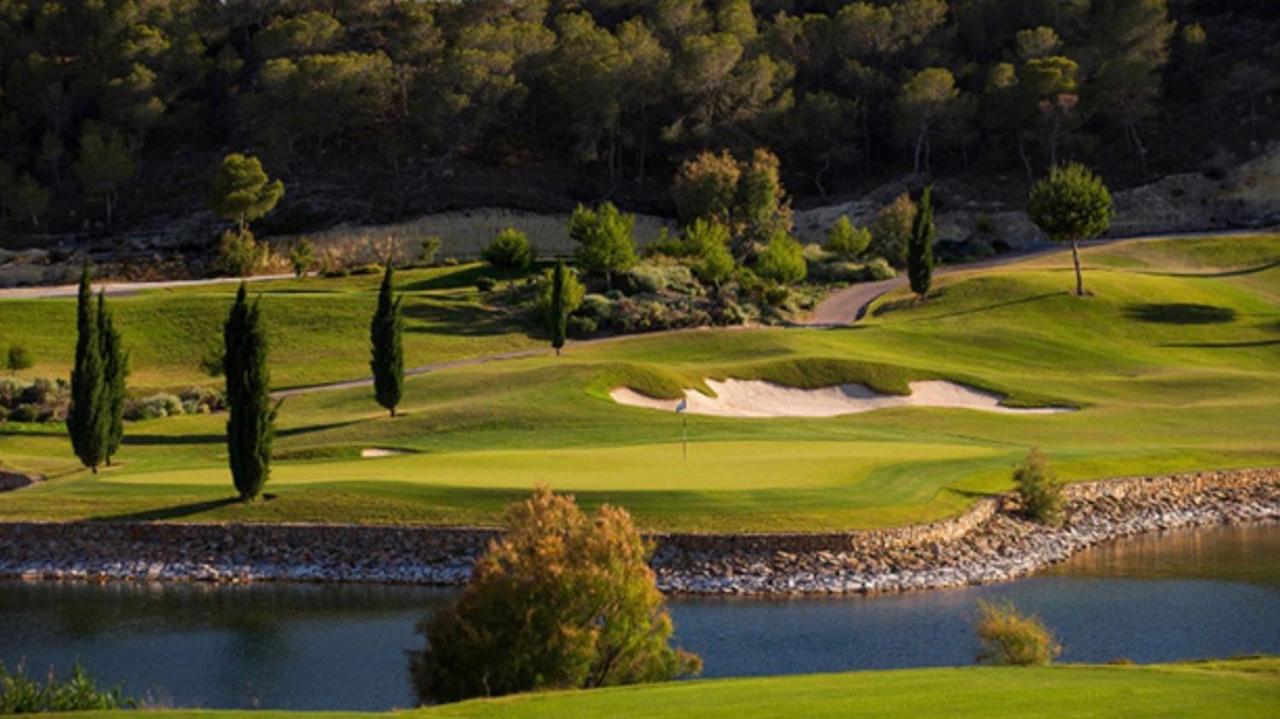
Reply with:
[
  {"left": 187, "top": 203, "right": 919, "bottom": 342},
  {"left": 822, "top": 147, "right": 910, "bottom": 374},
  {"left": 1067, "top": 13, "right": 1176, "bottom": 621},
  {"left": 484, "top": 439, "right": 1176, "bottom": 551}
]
[{"left": 0, "top": 0, "right": 1277, "bottom": 254}]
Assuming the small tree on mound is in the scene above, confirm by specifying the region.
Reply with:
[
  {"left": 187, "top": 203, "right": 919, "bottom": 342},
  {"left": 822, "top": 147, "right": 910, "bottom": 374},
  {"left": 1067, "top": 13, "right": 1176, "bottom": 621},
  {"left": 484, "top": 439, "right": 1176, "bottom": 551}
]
[
  {"left": 409, "top": 486, "right": 701, "bottom": 704},
  {"left": 1013, "top": 447, "right": 1064, "bottom": 526},
  {"left": 209, "top": 153, "right": 284, "bottom": 233},
  {"left": 974, "top": 600, "right": 1062, "bottom": 666},
  {"left": 569, "top": 202, "right": 637, "bottom": 290},
  {"left": 6, "top": 345, "right": 32, "bottom": 376},
  {"left": 1027, "top": 162, "right": 1113, "bottom": 296}
]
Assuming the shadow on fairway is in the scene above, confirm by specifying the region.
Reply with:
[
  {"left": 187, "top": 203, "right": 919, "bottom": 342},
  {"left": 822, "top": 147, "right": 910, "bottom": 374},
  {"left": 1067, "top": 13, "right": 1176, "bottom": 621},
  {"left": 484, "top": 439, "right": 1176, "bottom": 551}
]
[
  {"left": 1144, "top": 260, "right": 1280, "bottom": 278},
  {"left": 1124, "top": 303, "right": 1237, "bottom": 324},
  {"left": 89, "top": 497, "right": 240, "bottom": 522},
  {"left": 875, "top": 292, "right": 1062, "bottom": 321}
]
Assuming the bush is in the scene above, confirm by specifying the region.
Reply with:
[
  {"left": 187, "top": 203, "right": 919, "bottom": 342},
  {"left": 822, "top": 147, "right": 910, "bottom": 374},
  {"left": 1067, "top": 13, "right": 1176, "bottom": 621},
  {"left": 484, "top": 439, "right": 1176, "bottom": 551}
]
[
  {"left": 754, "top": 232, "right": 806, "bottom": 288},
  {"left": 825, "top": 215, "right": 871, "bottom": 260},
  {"left": 6, "top": 344, "right": 33, "bottom": 375},
  {"left": 623, "top": 261, "right": 696, "bottom": 295},
  {"left": 0, "top": 377, "right": 69, "bottom": 423},
  {"left": 409, "top": 487, "right": 700, "bottom": 704},
  {"left": 178, "top": 386, "right": 225, "bottom": 415},
  {"left": 869, "top": 193, "right": 916, "bottom": 267},
  {"left": 124, "top": 393, "right": 184, "bottom": 421},
  {"left": 0, "top": 661, "right": 134, "bottom": 713},
  {"left": 974, "top": 600, "right": 1062, "bottom": 666},
  {"left": 566, "top": 315, "right": 598, "bottom": 338},
  {"left": 864, "top": 257, "right": 896, "bottom": 281},
  {"left": 1013, "top": 448, "right": 1064, "bottom": 525},
  {"left": 288, "top": 238, "right": 314, "bottom": 277},
  {"left": 482, "top": 228, "right": 535, "bottom": 277},
  {"left": 577, "top": 294, "right": 614, "bottom": 325},
  {"left": 808, "top": 260, "right": 865, "bottom": 283},
  {"left": 419, "top": 236, "right": 442, "bottom": 266},
  {"left": 474, "top": 276, "right": 496, "bottom": 292},
  {"left": 216, "top": 228, "right": 268, "bottom": 277}
]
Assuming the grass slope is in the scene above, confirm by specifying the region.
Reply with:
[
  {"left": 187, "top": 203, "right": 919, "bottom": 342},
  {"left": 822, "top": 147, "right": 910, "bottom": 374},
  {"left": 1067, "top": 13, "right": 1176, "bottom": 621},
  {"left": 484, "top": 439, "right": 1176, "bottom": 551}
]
[
  {"left": 54, "top": 658, "right": 1280, "bottom": 719},
  {"left": 1, "top": 235, "right": 1277, "bottom": 531},
  {"left": 0, "top": 264, "right": 539, "bottom": 390}
]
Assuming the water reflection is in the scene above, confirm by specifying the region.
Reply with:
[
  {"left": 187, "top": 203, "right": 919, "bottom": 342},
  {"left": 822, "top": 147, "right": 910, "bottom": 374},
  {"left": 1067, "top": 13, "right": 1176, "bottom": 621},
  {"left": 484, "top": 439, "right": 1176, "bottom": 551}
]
[{"left": 1, "top": 524, "right": 1276, "bottom": 710}]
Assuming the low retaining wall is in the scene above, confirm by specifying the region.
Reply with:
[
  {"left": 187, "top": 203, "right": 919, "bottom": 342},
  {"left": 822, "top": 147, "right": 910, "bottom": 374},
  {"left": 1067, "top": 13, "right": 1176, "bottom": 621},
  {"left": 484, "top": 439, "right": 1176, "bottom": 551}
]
[{"left": 0, "top": 467, "right": 1276, "bottom": 594}]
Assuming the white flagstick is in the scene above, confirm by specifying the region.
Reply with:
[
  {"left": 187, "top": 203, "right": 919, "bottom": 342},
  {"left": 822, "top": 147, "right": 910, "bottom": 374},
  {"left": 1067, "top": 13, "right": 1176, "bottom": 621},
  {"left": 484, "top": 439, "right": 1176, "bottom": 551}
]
[{"left": 676, "top": 398, "right": 688, "bottom": 460}]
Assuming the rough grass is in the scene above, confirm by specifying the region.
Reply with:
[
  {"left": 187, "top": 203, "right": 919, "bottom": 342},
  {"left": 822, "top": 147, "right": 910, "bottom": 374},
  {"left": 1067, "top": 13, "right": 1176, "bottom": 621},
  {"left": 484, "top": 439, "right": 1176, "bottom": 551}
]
[
  {"left": 53, "top": 658, "right": 1280, "bottom": 719},
  {"left": 0, "top": 236, "right": 1277, "bottom": 531}
]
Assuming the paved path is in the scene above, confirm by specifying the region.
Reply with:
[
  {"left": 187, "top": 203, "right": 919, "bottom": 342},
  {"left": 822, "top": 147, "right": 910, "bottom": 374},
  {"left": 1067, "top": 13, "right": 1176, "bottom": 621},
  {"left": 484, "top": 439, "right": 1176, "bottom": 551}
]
[{"left": 0, "top": 273, "right": 299, "bottom": 299}]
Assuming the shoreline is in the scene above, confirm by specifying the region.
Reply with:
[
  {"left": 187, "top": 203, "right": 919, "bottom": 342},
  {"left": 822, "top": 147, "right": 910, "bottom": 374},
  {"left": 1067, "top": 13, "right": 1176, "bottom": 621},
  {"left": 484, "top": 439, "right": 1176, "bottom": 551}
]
[{"left": 0, "top": 468, "right": 1276, "bottom": 595}]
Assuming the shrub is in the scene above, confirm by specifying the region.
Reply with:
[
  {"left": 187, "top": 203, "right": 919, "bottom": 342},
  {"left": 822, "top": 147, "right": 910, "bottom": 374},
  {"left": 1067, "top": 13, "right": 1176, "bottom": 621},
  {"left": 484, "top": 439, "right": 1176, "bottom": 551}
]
[
  {"left": 0, "top": 378, "right": 69, "bottom": 423},
  {"left": 809, "top": 261, "right": 866, "bottom": 283},
  {"left": 623, "top": 261, "right": 695, "bottom": 295},
  {"left": 1013, "top": 448, "right": 1064, "bottom": 525},
  {"left": 482, "top": 228, "right": 534, "bottom": 278},
  {"left": 566, "top": 315, "right": 598, "bottom": 338},
  {"left": 569, "top": 202, "right": 637, "bottom": 289},
  {"left": 288, "top": 238, "right": 314, "bottom": 277},
  {"left": 577, "top": 294, "right": 614, "bottom": 325},
  {"left": 178, "top": 386, "right": 225, "bottom": 415},
  {"left": 681, "top": 219, "right": 734, "bottom": 287},
  {"left": 0, "top": 661, "right": 135, "bottom": 713},
  {"left": 474, "top": 276, "right": 496, "bottom": 292},
  {"left": 124, "top": 393, "right": 184, "bottom": 421},
  {"left": 6, "top": 345, "right": 32, "bottom": 375},
  {"left": 864, "top": 257, "right": 896, "bottom": 281},
  {"left": 409, "top": 487, "right": 700, "bottom": 704},
  {"left": 974, "top": 600, "right": 1062, "bottom": 666},
  {"left": 535, "top": 265, "right": 585, "bottom": 323},
  {"left": 869, "top": 193, "right": 916, "bottom": 267},
  {"left": 825, "top": 215, "right": 871, "bottom": 260},
  {"left": 754, "top": 232, "right": 806, "bottom": 287},
  {"left": 216, "top": 228, "right": 268, "bottom": 277},
  {"left": 419, "top": 236, "right": 442, "bottom": 266}
]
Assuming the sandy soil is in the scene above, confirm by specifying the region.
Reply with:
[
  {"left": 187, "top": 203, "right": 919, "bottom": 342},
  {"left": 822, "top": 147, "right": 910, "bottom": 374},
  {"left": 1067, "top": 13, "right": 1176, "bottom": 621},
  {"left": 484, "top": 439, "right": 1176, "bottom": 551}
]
[{"left": 610, "top": 379, "right": 1070, "bottom": 418}]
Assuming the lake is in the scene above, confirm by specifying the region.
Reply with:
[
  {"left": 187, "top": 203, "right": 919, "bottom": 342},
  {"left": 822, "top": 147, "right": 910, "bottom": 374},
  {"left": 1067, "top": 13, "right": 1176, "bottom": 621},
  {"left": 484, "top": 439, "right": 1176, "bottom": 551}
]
[{"left": 2, "top": 523, "right": 1277, "bottom": 710}]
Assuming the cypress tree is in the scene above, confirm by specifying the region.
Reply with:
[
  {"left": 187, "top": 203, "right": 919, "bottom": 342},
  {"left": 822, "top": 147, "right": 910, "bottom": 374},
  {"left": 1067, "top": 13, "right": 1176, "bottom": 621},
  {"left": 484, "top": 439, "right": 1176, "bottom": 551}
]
[
  {"left": 549, "top": 260, "right": 567, "bottom": 355},
  {"left": 370, "top": 262, "right": 404, "bottom": 417},
  {"left": 908, "top": 185, "right": 935, "bottom": 298},
  {"left": 98, "top": 291, "right": 129, "bottom": 465},
  {"left": 224, "top": 283, "right": 275, "bottom": 500},
  {"left": 67, "top": 265, "right": 108, "bottom": 473}
]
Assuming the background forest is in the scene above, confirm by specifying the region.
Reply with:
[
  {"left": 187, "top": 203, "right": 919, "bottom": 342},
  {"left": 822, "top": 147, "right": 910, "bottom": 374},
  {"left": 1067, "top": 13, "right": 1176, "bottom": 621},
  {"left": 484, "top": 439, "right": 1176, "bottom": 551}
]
[{"left": 0, "top": 0, "right": 1276, "bottom": 242}]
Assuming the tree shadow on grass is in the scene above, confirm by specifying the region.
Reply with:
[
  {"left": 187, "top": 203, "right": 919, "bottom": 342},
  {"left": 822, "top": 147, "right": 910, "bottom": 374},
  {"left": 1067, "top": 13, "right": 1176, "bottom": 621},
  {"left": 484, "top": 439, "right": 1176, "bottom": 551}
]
[
  {"left": 123, "top": 433, "right": 224, "bottom": 446},
  {"left": 401, "top": 300, "right": 534, "bottom": 338},
  {"left": 1143, "top": 260, "right": 1280, "bottom": 279},
  {"left": 88, "top": 497, "right": 240, "bottom": 522},
  {"left": 1124, "top": 303, "right": 1236, "bottom": 324},
  {"left": 875, "top": 292, "right": 1063, "bottom": 322}
]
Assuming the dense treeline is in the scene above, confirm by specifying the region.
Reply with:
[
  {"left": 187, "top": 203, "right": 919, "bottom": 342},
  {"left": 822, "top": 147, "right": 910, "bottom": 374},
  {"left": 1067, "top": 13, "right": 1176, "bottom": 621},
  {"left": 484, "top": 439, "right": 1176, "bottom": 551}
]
[{"left": 0, "top": 0, "right": 1275, "bottom": 237}]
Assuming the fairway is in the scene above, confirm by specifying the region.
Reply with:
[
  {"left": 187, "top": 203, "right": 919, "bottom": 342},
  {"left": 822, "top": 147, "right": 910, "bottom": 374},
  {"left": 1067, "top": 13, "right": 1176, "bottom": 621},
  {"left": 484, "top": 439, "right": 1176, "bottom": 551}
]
[{"left": 2, "top": 235, "right": 1277, "bottom": 531}]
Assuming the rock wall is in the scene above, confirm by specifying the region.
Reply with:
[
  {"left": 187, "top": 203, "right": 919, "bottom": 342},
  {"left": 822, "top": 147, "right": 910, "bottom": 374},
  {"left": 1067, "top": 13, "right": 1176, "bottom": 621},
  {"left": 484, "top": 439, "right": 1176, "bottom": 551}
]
[{"left": 0, "top": 467, "right": 1275, "bottom": 594}]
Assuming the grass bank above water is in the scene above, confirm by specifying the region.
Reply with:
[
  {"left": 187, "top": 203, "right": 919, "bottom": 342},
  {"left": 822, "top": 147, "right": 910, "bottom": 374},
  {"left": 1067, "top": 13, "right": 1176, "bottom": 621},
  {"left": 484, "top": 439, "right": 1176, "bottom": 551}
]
[{"left": 52, "top": 658, "right": 1280, "bottom": 719}]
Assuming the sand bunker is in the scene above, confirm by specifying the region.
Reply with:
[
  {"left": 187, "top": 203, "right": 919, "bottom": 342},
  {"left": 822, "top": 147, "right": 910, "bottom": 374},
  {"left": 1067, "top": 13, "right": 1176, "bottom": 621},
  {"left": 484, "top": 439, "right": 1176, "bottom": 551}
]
[
  {"left": 610, "top": 379, "right": 1070, "bottom": 418},
  {"left": 360, "top": 448, "right": 408, "bottom": 458}
]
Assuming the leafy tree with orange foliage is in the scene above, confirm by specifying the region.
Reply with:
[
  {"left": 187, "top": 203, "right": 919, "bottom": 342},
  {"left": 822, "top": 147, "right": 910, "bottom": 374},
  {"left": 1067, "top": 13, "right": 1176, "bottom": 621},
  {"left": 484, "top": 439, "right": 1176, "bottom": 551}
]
[{"left": 410, "top": 486, "right": 700, "bottom": 704}]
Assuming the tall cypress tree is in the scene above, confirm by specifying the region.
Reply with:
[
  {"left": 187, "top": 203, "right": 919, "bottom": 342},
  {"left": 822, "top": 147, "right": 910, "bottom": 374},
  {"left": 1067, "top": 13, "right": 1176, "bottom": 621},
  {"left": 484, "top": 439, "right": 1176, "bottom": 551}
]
[
  {"left": 224, "top": 283, "right": 275, "bottom": 500},
  {"left": 549, "top": 260, "right": 567, "bottom": 356},
  {"left": 67, "top": 265, "right": 108, "bottom": 473},
  {"left": 98, "top": 290, "right": 129, "bottom": 465},
  {"left": 908, "top": 185, "right": 935, "bottom": 298},
  {"left": 370, "top": 262, "right": 404, "bottom": 417}
]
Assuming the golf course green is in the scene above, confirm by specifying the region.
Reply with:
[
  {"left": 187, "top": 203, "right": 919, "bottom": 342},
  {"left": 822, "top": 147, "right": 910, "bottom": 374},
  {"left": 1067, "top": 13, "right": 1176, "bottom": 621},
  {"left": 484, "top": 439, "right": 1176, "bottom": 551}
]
[{"left": 1, "top": 235, "right": 1277, "bottom": 531}]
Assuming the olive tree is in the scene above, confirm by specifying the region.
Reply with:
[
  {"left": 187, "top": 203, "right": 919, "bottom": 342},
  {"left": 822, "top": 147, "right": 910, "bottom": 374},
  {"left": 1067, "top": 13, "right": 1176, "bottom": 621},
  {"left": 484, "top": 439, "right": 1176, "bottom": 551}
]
[{"left": 1027, "top": 163, "right": 1113, "bottom": 296}]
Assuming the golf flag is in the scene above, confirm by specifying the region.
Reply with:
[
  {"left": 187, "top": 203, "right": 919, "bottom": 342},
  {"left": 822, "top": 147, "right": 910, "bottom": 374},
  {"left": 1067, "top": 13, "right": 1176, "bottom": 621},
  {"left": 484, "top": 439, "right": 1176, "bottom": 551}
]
[{"left": 675, "top": 398, "right": 687, "bottom": 413}]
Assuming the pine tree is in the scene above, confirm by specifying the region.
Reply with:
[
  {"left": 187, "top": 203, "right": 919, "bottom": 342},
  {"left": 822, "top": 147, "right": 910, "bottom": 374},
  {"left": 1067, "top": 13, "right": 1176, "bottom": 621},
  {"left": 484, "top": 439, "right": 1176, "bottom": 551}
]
[
  {"left": 549, "top": 260, "right": 567, "bottom": 355},
  {"left": 370, "top": 262, "right": 405, "bottom": 417},
  {"left": 907, "top": 186, "right": 935, "bottom": 298},
  {"left": 224, "top": 283, "right": 276, "bottom": 500},
  {"left": 67, "top": 265, "right": 108, "bottom": 473},
  {"left": 98, "top": 291, "right": 129, "bottom": 465}
]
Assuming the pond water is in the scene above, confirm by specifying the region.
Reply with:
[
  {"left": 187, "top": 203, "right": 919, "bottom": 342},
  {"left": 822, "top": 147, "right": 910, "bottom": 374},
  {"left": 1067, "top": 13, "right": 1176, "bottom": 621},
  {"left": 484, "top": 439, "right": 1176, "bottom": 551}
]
[{"left": 1, "top": 523, "right": 1277, "bottom": 711}]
